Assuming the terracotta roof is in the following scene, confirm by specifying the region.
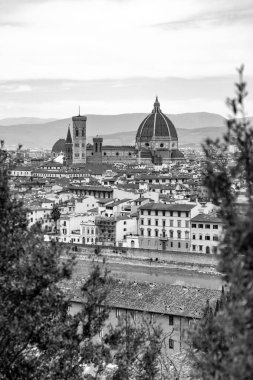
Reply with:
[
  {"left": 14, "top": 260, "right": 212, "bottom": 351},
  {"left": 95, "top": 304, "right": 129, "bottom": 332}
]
[
  {"left": 62, "top": 279, "right": 221, "bottom": 319},
  {"left": 139, "top": 202, "right": 196, "bottom": 212},
  {"left": 191, "top": 214, "right": 223, "bottom": 224}
]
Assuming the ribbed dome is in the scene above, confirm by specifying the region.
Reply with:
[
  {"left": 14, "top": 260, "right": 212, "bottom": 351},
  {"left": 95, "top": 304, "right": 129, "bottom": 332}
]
[
  {"left": 52, "top": 139, "right": 66, "bottom": 154},
  {"left": 136, "top": 97, "right": 177, "bottom": 140}
]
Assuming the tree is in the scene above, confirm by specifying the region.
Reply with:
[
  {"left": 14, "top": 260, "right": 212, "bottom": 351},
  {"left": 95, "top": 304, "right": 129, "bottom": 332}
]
[
  {"left": 190, "top": 65, "right": 253, "bottom": 379},
  {"left": 51, "top": 203, "right": 61, "bottom": 232}
]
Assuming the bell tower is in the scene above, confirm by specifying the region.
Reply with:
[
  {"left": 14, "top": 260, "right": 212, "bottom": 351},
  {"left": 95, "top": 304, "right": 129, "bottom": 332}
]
[{"left": 72, "top": 110, "right": 87, "bottom": 165}]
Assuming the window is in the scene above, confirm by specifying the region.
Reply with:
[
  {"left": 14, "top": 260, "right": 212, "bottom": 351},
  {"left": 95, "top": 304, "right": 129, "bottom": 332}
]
[
  {"left": 103, "top": 152, "right": 107, "bottom": 156},
  {"left": 192, "top": 234, "right": 196, "bottom": 240},
  {"left": 186, "top": 212, "right": 189, "bottom": 217},
  {"left": 185, "top": 231, "right": 189, "bottom": 239},
  {"left": 162, "top": 220, "right": 166, "bottom": 227},
  {"left": 199, "top": 245, "right": 203, "bottom": 251},
  {"left": 82, "top": 128, "right": 85, "bottom": 137},
  {"left": 186, "top": 243, "right": 189, "bottom": 248},
  {"left": 185, "top": 220, "right": 189, "bottom": 228},
  {"left": 148, "top": 219, "right": 151, "bottom": 226},
  {"left": 192, "top": 223, "right": 196, "bottom": 228},
  {"left": 123, "top": 221, "right": 127, "bottom": 225},
  {"left": 148, "top": 211, "right": 151, "bottom": 216},
  {"left": 169, "top": 339, "right": 174, "bottom": 349},
  {"left": 205, "top": 224, "right": 210, "bottom": 229},
  {"left": 163, "top": 211, "right": 166, "bottom": 216},
  {"left": 155, "top": 230, "right": 159, "bottom": 237},
  {"left": 170, "top": 220, "right": 173, "bottom": 227},
  {"left": 177, "top": 231, "right": 181, "bottom": 239},
  {"left": 213, "top": 225, "right": 218, "bottom": 229},
  {"left": 178, "top": 242, "right": 181, "bottom": 248},
  {"left": 170, "top": 211, "right": 173, "bottom": 217},
  {"left": 170, "top": 230, "right": 173, "bottom": 238},
  {"left": 199, "top": 234, "right": 203, "bottom": 240},
  {"left": 123, "top": 228, "right": 127, "bottom": 231},
  {"left": 155, "top": 219, "right": 158, "bottom": 226},
  {"left": 206, "top": 246, "right": 210, "bottom": 254},
  {"left": 198, "top": 224, "right": 203, "bottom": 228},
  {"left": 147, "top": 229, "right": 151, "bottom": 237},
  {"left": 75, "top": 153, "right": 79, "bottom": 158},
  {"left": 155, "top": 211, "right": 158, "bottom": 216},
  {"left": 140, "top": 229, "right": 144, "bottom": 236},
  {"left": 75, "top": 143, "right": 79, "bottom": 147},
  {"left": 141, "top": 210, "right": 144, "bottom": 215},
  {"left": 213, "top": 235, "right": 219, "bottom": 241},
  {"left": 116, "top": 152, "right": 119, "bottom": 156},
  {"left": 169, "top": 315, "right": 174, "bottom": 325},
  {"left": 192, "top": 245, "right": 196, "bottom": 251},
  {"left": 140, "top": 219, "right": 144, "bottom": 225},
  {"left": 177, "top": 220, "right": 181, "bottom": 227},
  {"left": 75, "top": 129, "right": 79, "bottom": 137},
  {"left": 205, "top": 235, "right": 210, "bottom": 240},
  {"left": 178, "top": 211, "right": 181, "bottom": 217},
  {"left": 170, "top": 242, "right": 173, "bottom": 247}
]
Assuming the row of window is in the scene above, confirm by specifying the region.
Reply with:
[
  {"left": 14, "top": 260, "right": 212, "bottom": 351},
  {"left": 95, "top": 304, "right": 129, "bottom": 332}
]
[
  {"left": 192, "top": 223, "right": 219, "bottom": 229},
  {"left": 140, "top": 239, "right": 189, "bottom": 249},
  {"left": 140, "top": 229, "right": 190, "bottom": 239},
  {"left": 192, "top": 234, "right": 219, "bottom": 241},
  {"left": 141, "top": 210, "right": 190, "bottom": 217},
  {"left": 140, "top": 219, "right": 190, "bottom": 228},
  {"left": 74, "top": 153, "right": 85, "bottom": 158},
  {"left": 74, "top": 143, "right": 85, "bottom": 147},
  {"left": 192, "top": 245, "right": 217, "bottom": 254}
]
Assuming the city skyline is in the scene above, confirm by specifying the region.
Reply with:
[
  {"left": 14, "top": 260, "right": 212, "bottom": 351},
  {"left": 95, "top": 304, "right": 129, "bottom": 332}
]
[{"left": 0, "top": 0, "right": 252, "bottom": 118}]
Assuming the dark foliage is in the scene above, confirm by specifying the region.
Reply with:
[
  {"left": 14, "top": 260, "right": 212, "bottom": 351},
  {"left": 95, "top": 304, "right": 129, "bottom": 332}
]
[{"left": 190, "top": 66, "right": 253, "bottom": 379}]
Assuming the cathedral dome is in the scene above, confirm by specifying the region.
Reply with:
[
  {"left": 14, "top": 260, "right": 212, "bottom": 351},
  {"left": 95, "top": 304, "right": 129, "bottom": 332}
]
[
  {"left": 52, "top": 139, "right": 66, "bottom": 155},
  {"left": 136, "top": 97, "right": 177, "bottom": 141}
]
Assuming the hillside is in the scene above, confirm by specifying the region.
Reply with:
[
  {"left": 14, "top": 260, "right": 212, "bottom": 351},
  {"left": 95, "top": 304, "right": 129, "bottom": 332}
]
[{"left": 0, "top": 112, "right": 250, "bottom": 149}]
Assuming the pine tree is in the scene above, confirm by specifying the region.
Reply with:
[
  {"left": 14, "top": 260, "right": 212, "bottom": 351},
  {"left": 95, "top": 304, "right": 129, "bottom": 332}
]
[
  {"left": 190, "top": 65, "right": 253, "bottom": 379},
  {"left": 51, "top": 203, "right": 61, "bottom": 232}
]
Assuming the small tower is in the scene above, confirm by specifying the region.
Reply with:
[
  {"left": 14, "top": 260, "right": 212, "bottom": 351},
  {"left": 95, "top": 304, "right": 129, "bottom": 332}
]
[
  {"left": 72, "top": 111, "right": 87, "bottom": 165},
  {"left": 65, "top": 125, "right": 73, "bottom": 166},
  {"left": 92, "top": 136, "right": 103, "bottom": 164}
]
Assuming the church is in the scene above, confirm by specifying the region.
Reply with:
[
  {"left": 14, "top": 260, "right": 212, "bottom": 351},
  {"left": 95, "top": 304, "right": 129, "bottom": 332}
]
[{"left": 51, "top": 97, "right": 184, "bottom": 166}]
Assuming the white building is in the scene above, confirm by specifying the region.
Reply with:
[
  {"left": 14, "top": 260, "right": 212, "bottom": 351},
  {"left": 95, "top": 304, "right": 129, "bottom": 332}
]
[{"left": 190, "top": 214, "right": 224, "bottom": 254}]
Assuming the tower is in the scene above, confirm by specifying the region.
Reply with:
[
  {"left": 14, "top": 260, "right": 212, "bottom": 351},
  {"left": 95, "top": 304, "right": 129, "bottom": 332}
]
[
  {"left": 92, "top": 136, "right": 103, "bottom": 164},
  {"left": 72, "top": 113, "right": 87, "bottom": 164},
  {"left": 65, "top": 125, "right": 73, "bottom": 166}
]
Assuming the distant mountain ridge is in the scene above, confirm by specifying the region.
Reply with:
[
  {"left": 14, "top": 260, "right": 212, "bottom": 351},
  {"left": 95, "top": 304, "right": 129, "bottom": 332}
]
[{"left": 0, "top": 112, "right": 251, "bottom": 149}]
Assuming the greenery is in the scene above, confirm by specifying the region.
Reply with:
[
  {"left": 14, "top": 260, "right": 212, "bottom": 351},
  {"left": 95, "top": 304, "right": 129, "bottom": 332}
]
[
  {"left": 190, "top": 65, "right": 253, "bottom": 379},
  {"left": 51, "top": 204, "right": 61, "bottom": 232}
]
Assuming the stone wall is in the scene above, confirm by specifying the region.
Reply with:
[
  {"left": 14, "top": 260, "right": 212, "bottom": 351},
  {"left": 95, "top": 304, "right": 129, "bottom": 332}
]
[{"left": 69, "top": 243, "right": 219, "bottom": 267}]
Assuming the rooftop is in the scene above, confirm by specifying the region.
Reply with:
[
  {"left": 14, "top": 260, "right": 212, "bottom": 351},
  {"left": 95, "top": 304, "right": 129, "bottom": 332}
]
[
  {"left": 139, "top": 202, "right": 196, "bottom": 212},
  {"left": 62, "top": 279, "right": 221, "bottom": 319},
  {"left": 191, "top": 214, "right": 223, "bottom": 224}
]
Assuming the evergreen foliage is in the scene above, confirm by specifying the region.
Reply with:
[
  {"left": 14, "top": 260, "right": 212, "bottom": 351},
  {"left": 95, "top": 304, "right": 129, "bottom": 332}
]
[{"left": 190, "top": 66, "right": 253, "bottom": 380}]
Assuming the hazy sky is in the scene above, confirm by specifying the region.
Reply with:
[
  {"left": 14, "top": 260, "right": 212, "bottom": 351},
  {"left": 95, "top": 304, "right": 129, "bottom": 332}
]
[{"left": 0, "top": 0, "right": 252, "bottom": 118}]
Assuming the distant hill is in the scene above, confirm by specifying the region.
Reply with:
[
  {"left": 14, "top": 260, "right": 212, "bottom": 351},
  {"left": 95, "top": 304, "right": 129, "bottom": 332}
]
[
  {"left": 0, "top": 112, "right": 251, "bottom": 149},
  {"left": 0, "top": 117, "right": 57, "bottom": 126}
]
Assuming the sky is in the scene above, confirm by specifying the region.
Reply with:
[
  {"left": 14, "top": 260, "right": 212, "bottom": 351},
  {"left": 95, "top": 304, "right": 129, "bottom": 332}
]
[{"left": 0, "top": 0, "right": 252, "bottom": 118}]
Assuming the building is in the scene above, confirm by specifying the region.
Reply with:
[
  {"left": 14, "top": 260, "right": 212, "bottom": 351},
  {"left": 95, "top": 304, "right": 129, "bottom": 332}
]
[
  {"left": 66, "top": 279, "right": 221, "bottom": 354},
  {"left": 51, "top": 97, "right": 184, "bottom": 166},
  {"left": 190, "top": 214, "right": 223, "bottom": 254},
  {"left": 138, "top": 202, "right": 198, "bottom": 251}
]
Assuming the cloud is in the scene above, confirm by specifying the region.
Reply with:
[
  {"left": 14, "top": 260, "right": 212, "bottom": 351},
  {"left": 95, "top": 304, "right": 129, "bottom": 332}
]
[{"left": 155, "top": 3, "right": 253, "bottom": 30}]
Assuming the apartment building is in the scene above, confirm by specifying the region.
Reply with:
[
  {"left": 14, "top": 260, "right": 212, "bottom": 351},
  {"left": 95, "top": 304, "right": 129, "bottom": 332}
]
[
  {"left": 138, "top": 203, "right": 199, "bottom": 251},
  {"left": 190, "top": 214, "right": 223, "bottom": 254}
]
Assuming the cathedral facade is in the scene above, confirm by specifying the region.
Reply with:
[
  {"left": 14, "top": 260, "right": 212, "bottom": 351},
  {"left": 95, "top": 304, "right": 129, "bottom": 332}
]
[{"left": 51, "top": 98, "right": 184, "bottom": 166}]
